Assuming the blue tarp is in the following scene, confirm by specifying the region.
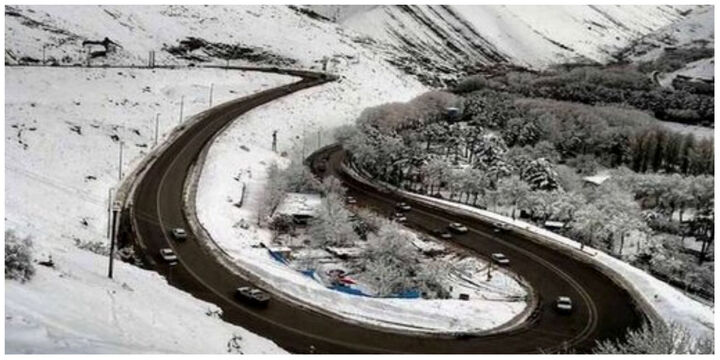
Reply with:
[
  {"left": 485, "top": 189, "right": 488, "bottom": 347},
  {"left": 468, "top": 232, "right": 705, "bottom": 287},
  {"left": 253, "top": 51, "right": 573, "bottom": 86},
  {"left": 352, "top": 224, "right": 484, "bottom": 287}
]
[
  {"left": 268, "top": 250, "right": 289, "bottom": 265},
  {"left": 331, "top": 284, "right": 370, "bottom": 297},
  {"left": 269, "top": 255, "right": 421, "bottom": 299}
]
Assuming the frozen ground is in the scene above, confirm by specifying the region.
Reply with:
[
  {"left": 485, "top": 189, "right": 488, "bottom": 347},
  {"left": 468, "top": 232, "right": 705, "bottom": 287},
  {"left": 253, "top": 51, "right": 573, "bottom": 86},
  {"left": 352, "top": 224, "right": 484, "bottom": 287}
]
[
  {"left": 349, "top": 170, "right": 715, "bottom": 339},
  {"left": 194, "top": 49, "right": 533, "bottom": 334},
  {"left": 5, "top": 66, "right": 294, "bottom": 353}
]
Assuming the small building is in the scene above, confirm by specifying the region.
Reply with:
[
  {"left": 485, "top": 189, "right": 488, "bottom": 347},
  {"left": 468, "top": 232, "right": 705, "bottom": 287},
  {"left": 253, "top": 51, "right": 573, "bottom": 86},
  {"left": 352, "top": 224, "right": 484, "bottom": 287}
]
[{"left": 275, "top": 193, "right": 322, "bottom": 225}]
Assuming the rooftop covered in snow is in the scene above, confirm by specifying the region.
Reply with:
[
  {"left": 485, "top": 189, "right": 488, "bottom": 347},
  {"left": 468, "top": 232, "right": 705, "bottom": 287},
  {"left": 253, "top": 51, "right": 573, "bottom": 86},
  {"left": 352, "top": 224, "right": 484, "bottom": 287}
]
[{"left": 275, "top": 192, "right": 322, "bottom": 217}]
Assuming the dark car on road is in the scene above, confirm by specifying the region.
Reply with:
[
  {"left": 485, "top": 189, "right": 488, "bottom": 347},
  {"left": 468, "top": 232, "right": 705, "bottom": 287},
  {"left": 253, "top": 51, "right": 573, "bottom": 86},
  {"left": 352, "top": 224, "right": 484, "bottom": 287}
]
[
  {"left": 171, "top": 227, "right": 188, "bottom": 241},
  {"left": 395, "top": 202, "right": 411, "bottom": 212},
  {"left": 448, "top": 222, "right": 468, "bottom": 234},
  {"left": 493, "top": 222, "right": 510, "bottom": 233},
  {"left": 431, "top": 228, "right": 453, "bottom": 239},
  {"left": 235, "top": 286, "right": 271, "bottom": 307}
]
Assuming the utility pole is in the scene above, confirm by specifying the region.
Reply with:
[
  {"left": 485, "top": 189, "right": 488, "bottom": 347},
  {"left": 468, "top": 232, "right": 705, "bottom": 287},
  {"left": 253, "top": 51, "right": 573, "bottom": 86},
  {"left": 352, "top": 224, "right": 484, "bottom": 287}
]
[
  {"left": 154, "top": 113, "right": 160, "bottom": 146},
  {"left": 107, "top": 187, "right": 114, "bottom": 239},
  {"left": 486, "top": 261, "right": 493, "bottom": 281},
  {"left": 209, "top": 83, "right": 214, "bottom": 108},
  {"left": 301, "top": 127, "right": 306, "bottom": 160},
  {"left": 178, "top": 96, "right": 184, "bottom": 125},
  {"left": 117, "top": 141, "right": 123, "bottom": 180},
  {"left": 272, "top": 130, "right": 278, "bottom": 153},
  {"left": 108, "top": 201, "right": 121, "bottom": 279},
  {"left": 42, "top": 44, "right": 46, "bottom": 64}
]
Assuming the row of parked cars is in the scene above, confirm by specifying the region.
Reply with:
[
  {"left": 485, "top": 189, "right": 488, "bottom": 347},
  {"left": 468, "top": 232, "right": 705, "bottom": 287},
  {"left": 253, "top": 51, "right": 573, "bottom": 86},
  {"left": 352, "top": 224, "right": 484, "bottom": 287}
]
[{"left": 157, "top": 227, "right": 272, "bottom": 307}]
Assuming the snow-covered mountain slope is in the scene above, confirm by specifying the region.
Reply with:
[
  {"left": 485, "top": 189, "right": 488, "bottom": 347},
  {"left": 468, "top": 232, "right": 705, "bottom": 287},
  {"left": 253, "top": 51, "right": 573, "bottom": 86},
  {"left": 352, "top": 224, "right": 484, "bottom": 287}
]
[
  {"left": 309, "top": 5, "right": 698, "bottom": 81},
  {"left": 624, "top": 5, "right": 714, "bottom": 62},
  {"left": 5, "top": 5, "right": 426, "bottom": 353},
  {"left": 4, "top": 4, "right": 400, "bottom": 71},
  {"left": 5, "top": 66, "right": 296, "bottom": 353}
]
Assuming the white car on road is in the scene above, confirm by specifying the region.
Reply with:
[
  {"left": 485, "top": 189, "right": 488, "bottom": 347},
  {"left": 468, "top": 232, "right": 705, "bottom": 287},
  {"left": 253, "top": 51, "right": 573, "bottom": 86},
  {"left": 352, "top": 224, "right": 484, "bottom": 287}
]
[
  {"left": 555, "top": 296, "right": 573, "bottom": 314},
  {"left": 491, "top": 253, "right": 510, "bottom": 265},
  {"left": 159, "top": 248, "right": 178, "bottom": 263}
]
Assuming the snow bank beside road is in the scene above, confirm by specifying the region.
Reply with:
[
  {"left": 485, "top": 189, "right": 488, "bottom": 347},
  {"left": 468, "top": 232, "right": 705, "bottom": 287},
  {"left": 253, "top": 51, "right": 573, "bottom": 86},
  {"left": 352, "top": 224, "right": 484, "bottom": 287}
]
[
  {"left": 352, "top": 168, "right": 715, "bottom": 339},
  {"left": 5, "top": 67, "right": 294, "bottom": 353}
]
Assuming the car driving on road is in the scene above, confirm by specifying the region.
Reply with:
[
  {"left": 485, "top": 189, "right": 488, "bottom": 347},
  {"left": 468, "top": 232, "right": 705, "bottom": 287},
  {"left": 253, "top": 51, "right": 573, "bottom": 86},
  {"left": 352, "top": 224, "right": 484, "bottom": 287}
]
[
  {"left": 491, "top": 253, "right": 510, "bottom": 265},
  {"left": 448, "top": 222, "right": 468, "bottom": 233},
  {"left": 395, "top": 202, "right": 411, "bottom": 212},
  {"left": 431, "top": 228, "right": 453, "bottom": 239},
  {"left": 171, "top": 227, "right": 187, "bottom": 240},
  {"left": 235, "top": 286, "right": 271, "bottom": 307},
  {"left": 346, "top": 196, "right": 357, "bottom": 205},
  {"left": 159, "top": 248, "right": 178, "bottom": 263},
  {"left": 493, "top": 222, "right": 510, "bottom": 233},
  {"left": 393, "top": 212, "right": 407, "bottom": 223},
  {"left": 555, "top": 296, "right": 573, "bottom": 314}
]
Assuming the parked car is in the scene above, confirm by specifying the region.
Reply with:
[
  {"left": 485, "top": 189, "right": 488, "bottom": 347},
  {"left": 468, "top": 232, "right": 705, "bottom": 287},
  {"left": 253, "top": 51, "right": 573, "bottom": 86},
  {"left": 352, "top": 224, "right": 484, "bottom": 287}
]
[
  {"left": 171, "top": 227, "right": 187, "bottom": 240},
  {"left": 395, "top": 202, "right": 411, "bottom": 212},
  {"left": 448, "top": 222, "right": 468, "bottom": 234},
  {"left": 159, "top": 248, "right": 177, "bottom": 263},
  {"left": 493, "top": 222, "right": 510, "bottom": 233},
  {"left": 555, "top": 296, "right": 573, "bottom": 314},
  {"left": 235, "top": 286, "right": 271, "bottom": 307},
  {"left": 393, "top": 212, "right": 407, "bottom": 223},
  {"left": 491, "top": 253, "right": 510, "bottom": 265},
  {"left": 431, "top": 228, "right": 453, "bottom": 239},
  {"left": 346, "top": 196, "right": 357, "bottom": 205}
]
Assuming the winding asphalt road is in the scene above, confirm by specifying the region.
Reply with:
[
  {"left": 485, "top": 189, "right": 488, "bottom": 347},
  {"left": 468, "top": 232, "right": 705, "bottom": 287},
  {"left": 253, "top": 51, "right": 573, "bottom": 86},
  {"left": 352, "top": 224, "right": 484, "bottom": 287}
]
[{"left": 127, "top": 69, "right": 643, "bottom": 353}]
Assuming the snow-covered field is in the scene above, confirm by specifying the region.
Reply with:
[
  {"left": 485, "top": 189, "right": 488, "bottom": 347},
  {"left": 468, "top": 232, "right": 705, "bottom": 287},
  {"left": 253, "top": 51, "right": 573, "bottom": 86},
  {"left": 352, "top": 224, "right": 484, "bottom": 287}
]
[
  {"left": 347, "top": 170, "right": 715, "bottom": 339},
  {"left": 5, "top": 66, "right": 295, "bottom": 353},
  {"left": 194, "top": 52, "right": 533, "bottom": 334}
]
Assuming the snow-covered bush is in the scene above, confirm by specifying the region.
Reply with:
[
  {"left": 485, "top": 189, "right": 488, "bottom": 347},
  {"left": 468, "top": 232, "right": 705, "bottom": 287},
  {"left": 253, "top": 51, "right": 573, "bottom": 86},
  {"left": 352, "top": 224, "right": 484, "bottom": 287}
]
[
  {"left": 73, "top": 238, "right": 110, "bottom": 256},
  {"left": 308, "top": 192, "right": 359, "bottom": 247},
  {"left": 5, "top": 230, "right": 35, "bottom": 283},
  {"left": 520, "top": 158, "right": 562, "bottom": 191},
  {"left": 258, "top": 160, "right": 321, "bottom": 224},
  {"left": 594, "top": 321, "right": 713, "bottom": 354},
  {"left": 226, "top": 334, "right": 244, "bottom": 354},
  {"left": 361, "top": 223, "right": 449, "bottom": 298}
]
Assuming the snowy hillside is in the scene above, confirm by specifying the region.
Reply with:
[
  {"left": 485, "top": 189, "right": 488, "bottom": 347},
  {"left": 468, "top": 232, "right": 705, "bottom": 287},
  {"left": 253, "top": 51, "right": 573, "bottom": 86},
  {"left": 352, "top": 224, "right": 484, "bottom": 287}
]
[
  {"left": 4, "top": 5, "right": 401, "bottom": 71},
  {"left": 5, "top": 67, "right": 295, "bottom": 353},
  {"left": 625, "top": 5, "right": 714, "bottom": 62},
  {"left": 5, "top": 4, "right": 426, "bottom": 353},
  {"left": 309, "top": 5, "right": 697, "bottom": 83}
]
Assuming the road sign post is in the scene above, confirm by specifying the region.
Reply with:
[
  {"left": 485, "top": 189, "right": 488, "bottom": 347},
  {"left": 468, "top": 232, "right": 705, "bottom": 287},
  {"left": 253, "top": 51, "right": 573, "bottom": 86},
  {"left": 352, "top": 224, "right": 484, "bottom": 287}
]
[{"left": 108, "top": 201, "right": 121, "bottom": 279}]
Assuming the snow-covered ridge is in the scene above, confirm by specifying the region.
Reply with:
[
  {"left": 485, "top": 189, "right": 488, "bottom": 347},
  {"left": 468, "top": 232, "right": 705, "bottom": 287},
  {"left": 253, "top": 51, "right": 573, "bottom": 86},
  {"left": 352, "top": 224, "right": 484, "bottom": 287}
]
[{"left": 325, "top": 5, "right": 694, "bottom": 71}]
